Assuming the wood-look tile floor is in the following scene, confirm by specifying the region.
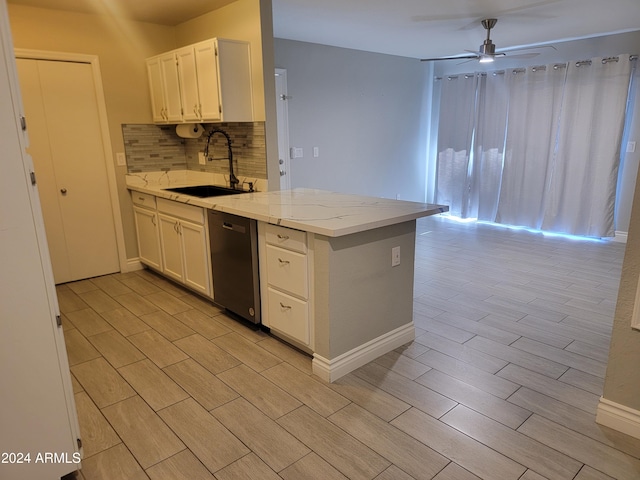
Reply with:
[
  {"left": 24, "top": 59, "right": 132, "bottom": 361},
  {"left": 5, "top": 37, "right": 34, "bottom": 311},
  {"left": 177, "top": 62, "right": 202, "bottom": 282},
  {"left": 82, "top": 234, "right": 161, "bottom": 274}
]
[{"left": 60, "top": 216, "right": 640, "bottom": 480}]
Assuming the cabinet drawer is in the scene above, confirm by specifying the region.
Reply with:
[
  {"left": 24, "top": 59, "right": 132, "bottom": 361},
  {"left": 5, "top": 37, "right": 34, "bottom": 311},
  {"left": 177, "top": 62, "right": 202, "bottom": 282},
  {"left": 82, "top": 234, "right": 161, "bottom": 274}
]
[
  {"left": 265, "top": 245, "right": 308, "bottom": 298},
  {"left": 131, "top": 191, "right": 156, "bottom": 209},
  {"left": 157, "top": 197, "right": 204, "bottom": 224},
  {"left": 265, "top": 223, "right": 307, "bottom": 254},
  {"left": 267, "top": 287, "right": 309, "bottom": 345}
]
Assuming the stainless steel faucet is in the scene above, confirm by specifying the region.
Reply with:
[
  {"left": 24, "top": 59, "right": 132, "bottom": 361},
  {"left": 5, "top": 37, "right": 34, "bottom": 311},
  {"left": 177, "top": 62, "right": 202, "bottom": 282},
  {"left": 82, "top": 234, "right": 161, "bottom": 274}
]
[{"left": 204, "top": 128, "right": 240, "bottom": 189}]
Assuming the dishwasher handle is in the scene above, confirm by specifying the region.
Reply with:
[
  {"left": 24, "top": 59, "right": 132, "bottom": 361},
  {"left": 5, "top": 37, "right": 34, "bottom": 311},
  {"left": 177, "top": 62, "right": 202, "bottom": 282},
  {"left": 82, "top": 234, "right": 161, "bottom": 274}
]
[{"left": 221, "top": 221, "right": 246, "bottom": 234}]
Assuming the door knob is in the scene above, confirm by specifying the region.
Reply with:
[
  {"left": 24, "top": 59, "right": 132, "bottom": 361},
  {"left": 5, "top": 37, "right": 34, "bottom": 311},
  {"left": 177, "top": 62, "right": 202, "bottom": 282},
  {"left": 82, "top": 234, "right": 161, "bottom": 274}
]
[
  {"left": 60, "top": 188, "right": 67, "bottom": 194},
  {"left": 279, "top": 159, "right": 284, "bottom": 165}
]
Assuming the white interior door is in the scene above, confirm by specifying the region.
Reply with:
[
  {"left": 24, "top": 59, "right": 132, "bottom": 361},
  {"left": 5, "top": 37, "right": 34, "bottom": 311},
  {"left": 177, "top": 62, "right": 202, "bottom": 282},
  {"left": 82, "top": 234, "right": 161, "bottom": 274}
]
[
  {"left": 275, "top": 68, "right": 291, "bottom": 190},
  {"left": 1, "top": 1, "right": 81, "bottom": 475},
  {"left": 16, "top": 58, "right": 120, "bottom": 284}
]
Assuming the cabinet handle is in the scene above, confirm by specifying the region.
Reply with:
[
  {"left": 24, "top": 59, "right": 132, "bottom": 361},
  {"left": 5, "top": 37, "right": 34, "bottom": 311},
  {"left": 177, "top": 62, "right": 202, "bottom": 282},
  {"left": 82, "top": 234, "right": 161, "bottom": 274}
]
[
  {"left": 279, "top": 302, "right": 292, "bottom": 310},
  {"left": 278, "top": 258, "right": 290, "bottom": 265},
  {"left": 194, "top": 104, "right": 199, "bottom": 117},
  {"left": 277, "top": 234, "right": 290, "bottom": 240},
  {"left": 151, "top": 216, "right": 156, "bottom": 226}
]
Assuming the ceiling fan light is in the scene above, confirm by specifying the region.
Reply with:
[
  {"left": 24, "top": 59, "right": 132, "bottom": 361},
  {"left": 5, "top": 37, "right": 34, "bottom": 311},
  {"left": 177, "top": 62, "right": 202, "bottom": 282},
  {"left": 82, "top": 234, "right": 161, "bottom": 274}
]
[{"left": 479, "top": 56, "right": 494, "bottom": 63}]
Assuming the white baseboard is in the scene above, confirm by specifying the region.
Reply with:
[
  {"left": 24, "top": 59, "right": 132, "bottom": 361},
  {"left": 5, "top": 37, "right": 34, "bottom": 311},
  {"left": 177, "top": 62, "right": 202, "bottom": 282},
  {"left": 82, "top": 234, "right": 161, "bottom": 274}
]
[
  {"left": 614, "top": 231, "right": 628, "bottom": 243},
  {"left": 124, "top": 258, "right": 144, "bottom": 273},
  {"left": 596, "top": 397, "right": 640, "bottom": 440},
  {"left": 312, "top": 323, "right": 415, "bottom": 383}
]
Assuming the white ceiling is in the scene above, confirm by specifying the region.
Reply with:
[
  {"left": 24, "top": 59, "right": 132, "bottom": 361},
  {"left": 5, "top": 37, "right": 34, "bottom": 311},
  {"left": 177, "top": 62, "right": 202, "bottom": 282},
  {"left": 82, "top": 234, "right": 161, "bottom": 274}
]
[{"left": 7, "top": 0, "right": 640, "bottom": 59}]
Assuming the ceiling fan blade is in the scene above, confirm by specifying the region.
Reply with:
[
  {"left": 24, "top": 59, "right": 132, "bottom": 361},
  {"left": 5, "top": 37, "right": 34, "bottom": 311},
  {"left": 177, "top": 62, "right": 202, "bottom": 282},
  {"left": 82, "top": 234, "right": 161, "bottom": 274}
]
[
  {"left": 464, "top": 49, "right": 506, "bottom": 57},
  {"left": 420, "top": 54, "right": 479, "bottom": 62},
  {"left": 497, "top": 44, "right": 557, "bottom": 54},
  {"left": 505, "top": 52, "right": 540, "bottom": 59}
]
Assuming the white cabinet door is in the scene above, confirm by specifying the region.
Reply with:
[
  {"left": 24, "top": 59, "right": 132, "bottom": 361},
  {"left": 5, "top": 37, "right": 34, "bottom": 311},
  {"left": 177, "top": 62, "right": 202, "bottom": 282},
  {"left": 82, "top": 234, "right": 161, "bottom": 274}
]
[
  {"left": 1, "top": 1, "right": 81, "bottom": 475},
  {"left": 194, "top": 40, "right": 221, "bottom": 121},
  {"left": 157, "top": 208, "right": 211, "bottom": 297},
  {"left": 216, "top": 38, "right": 253, "bottom": 122},
  {"left": 176, "top": 46, "right": 201, "bottom": 122},
  {"left": 147, "top": 53, "right": 183, "bottom": 123},
  {"left": 159, "top": 213, "right": 184, "bottom": 283},
  {"left": 159, "top": 53, "right": 183, "bottom": 122},
  {"left": 133, "top": 206, "right": 162, "bottom": 270},
  {"left": 181, "top": 219, "right": 211, "bottom": 296},
  {"left": 146, "top": 56, "right": 167, "bottom": 122}
]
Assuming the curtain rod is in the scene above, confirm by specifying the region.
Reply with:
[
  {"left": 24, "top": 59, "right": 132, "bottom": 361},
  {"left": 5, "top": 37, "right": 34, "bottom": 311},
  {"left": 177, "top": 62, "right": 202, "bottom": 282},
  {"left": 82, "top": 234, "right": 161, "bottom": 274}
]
[{"left": 434, "top": 54, "right": 637, "bottom": 79}]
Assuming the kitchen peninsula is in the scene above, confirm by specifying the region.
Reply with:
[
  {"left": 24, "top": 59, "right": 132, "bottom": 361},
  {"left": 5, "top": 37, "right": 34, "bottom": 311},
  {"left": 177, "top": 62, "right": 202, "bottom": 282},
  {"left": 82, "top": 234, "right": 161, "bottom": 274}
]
[{"left": 127, "top": 172, "right": 447, "bottom": 381}]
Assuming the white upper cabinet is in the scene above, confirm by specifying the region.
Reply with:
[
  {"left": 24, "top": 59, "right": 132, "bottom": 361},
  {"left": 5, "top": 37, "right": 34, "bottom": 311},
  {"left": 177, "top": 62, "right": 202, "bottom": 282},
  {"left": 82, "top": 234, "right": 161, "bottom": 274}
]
[
  {"left": 193, "top": 40, "right": 222, "bottom": 121},
  {"left": 147, "top": 52, "right": 182, "bottom": 123},
  {"left": 147, "top": 38, "right": 253, "bottom": 124}
]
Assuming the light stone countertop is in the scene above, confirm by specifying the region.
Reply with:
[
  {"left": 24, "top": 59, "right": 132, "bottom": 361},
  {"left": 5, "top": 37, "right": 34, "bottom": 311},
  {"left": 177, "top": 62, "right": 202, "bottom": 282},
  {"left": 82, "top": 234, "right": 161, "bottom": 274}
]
[{"left": 127, "top": 173, "right": 448, "bottom": 237}]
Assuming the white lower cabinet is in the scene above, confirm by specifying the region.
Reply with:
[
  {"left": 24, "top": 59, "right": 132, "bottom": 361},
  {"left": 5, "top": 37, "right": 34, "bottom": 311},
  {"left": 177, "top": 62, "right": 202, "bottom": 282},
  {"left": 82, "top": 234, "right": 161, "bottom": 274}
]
[
  {"left": 132, "top": 192, "right": 162, "bottom": 270},
  {"left": 260, "top": 223, "right": 312, "bottom": 347},
  {"left": 156, "top": 198, "right": 212, "bottom": 297},
  {"left": 267, "top": 287, "right": 309, "bottom": 344}
]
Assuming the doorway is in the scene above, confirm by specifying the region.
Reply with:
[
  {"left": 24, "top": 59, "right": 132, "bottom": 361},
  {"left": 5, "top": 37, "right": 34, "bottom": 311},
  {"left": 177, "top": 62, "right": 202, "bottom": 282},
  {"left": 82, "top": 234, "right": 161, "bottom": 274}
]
[
  {"left": 16, "top": 55, "right": 122, "bottom": 284},
  {"left": 275, "top": 68, "right": 291, "bottom": 190}
]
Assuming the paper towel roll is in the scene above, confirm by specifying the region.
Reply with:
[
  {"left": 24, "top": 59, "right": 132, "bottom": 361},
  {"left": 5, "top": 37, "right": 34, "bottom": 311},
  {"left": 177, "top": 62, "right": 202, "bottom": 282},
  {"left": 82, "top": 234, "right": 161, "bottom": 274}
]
[{"left": 176, "top": 123, "right": 204, "bottom": 139}]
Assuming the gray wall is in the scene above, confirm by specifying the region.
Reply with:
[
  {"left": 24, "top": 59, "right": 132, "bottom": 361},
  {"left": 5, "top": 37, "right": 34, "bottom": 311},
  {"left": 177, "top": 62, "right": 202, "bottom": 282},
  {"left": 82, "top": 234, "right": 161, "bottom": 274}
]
[
  {"left": 603, "top": 166, "right": 640, "bottom": 409},
  {"left": 274, "top": 38, "right": 433, "bottom": 203}
]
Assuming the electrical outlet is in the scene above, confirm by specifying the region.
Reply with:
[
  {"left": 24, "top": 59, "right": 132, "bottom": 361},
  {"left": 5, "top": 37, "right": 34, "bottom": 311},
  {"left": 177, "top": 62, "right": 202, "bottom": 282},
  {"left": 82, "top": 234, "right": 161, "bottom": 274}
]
[
  {"left": 628, "top": 141, "right": 637, "bottom": 153},
  {"left": 392, "top": 246, "right": 401, "bottom": 267},
  {"left": 116, "top": 152, "right": 126, "bottom": 166},
  {"left": 198, "top": 152, "right": 206, "bottom": 165},
  {"left": 313, "top": 146, "right": 319, "bottom": 158}
]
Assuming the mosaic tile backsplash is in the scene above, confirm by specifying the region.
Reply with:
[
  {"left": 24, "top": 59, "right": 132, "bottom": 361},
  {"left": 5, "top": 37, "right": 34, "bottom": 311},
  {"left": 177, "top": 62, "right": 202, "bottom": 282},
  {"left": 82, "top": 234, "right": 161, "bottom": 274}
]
[{"left": 122, "top": 122, "right": 267, "bottom": 179}]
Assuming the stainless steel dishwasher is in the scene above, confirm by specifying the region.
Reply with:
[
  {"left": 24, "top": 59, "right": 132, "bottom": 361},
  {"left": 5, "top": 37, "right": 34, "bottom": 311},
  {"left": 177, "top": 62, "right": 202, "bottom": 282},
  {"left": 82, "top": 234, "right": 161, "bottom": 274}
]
[{"left": 208, "top": 210, "right": 261, "bottom": 324}]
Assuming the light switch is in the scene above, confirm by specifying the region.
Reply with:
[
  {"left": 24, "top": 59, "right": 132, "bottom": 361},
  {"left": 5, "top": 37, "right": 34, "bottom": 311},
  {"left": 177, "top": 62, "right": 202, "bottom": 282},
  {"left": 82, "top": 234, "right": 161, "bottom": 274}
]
[
  {"left": 627, "top": 141, "right": 636, "bottom": 153},
  {"left": 313, "top": 147, "right": 319, "bottom": 158},
  {"left": 392, "top": 246, "right": 401, "bottom": 267},
  {"left": 290, "top": 147, "right": 303, "bottom": 159},
  {"left": 116, "top": 152, "right": 126, "bottom": 166},
  {"left": 198, "top": 152, "right": 206, "bottom": 165}
]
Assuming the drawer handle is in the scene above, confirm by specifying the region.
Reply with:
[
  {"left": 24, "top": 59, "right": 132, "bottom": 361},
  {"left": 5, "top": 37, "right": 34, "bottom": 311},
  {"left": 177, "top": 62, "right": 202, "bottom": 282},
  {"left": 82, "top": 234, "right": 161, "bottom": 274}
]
[
  {"left": 277, "top": 234, "right": 290, "bottom": 240},
  {"left": 138, "top": 197, "right": 145, "bottom": 202},
  {"left": 278, "top": 258, "right": 290, "bottom": 265},
  {"left": 279, "top": 302, "right": 292, "bottom": 310}
]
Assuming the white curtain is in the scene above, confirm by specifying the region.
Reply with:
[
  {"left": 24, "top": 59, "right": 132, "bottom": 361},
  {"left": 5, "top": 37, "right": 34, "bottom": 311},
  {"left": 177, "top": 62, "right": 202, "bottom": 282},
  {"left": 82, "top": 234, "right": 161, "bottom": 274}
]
[
  {"left": 470, "top": 71, "right": 508, "bottom": 221},
  {"left": 435, "top": 55, "right": 635, "bottom": 238},
  {"left": 496, "top": 64, "right": 566, "bottom": 229},
  {"left": 542, "top": 55, "right": 632, "bottom": 237},
  {"left": 436, "top": 74, "right": 476, "bottom": 217}
]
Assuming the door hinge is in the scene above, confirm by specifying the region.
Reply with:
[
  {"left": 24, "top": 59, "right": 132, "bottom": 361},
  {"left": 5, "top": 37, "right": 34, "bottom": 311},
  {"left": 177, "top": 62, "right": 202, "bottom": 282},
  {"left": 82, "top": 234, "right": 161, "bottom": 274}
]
[
  {"left": 56, "top": 315, "right": 62, "bottom": 327},
  {"left": 77, "top": 438, "right": 82, "bottom": 449},
  {"left": 30, "top": 171, "right": 37, "bottom": 185},
  {"left": 20, "top": 116, "right": 26, "bottom": 131}
]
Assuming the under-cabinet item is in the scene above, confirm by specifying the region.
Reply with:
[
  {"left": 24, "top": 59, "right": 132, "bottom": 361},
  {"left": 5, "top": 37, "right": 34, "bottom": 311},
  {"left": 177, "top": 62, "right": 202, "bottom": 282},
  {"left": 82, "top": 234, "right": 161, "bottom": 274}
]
[{"left": 208, "top": 210, "right": 260, "bottom": 324}]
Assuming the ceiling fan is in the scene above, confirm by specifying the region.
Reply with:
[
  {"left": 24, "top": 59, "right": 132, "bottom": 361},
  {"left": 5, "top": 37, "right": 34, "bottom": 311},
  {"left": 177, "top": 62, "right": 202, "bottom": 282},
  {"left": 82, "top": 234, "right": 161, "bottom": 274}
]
[{"left": 420, "top": 18, "right": 549, "bottom": 64}]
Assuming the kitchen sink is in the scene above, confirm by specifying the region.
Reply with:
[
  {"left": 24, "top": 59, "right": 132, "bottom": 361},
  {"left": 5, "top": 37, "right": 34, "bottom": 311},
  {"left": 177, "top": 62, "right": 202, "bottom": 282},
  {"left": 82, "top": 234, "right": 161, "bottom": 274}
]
[{"left": 164, "top": 185, "right": 248, "bottom": 198}]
